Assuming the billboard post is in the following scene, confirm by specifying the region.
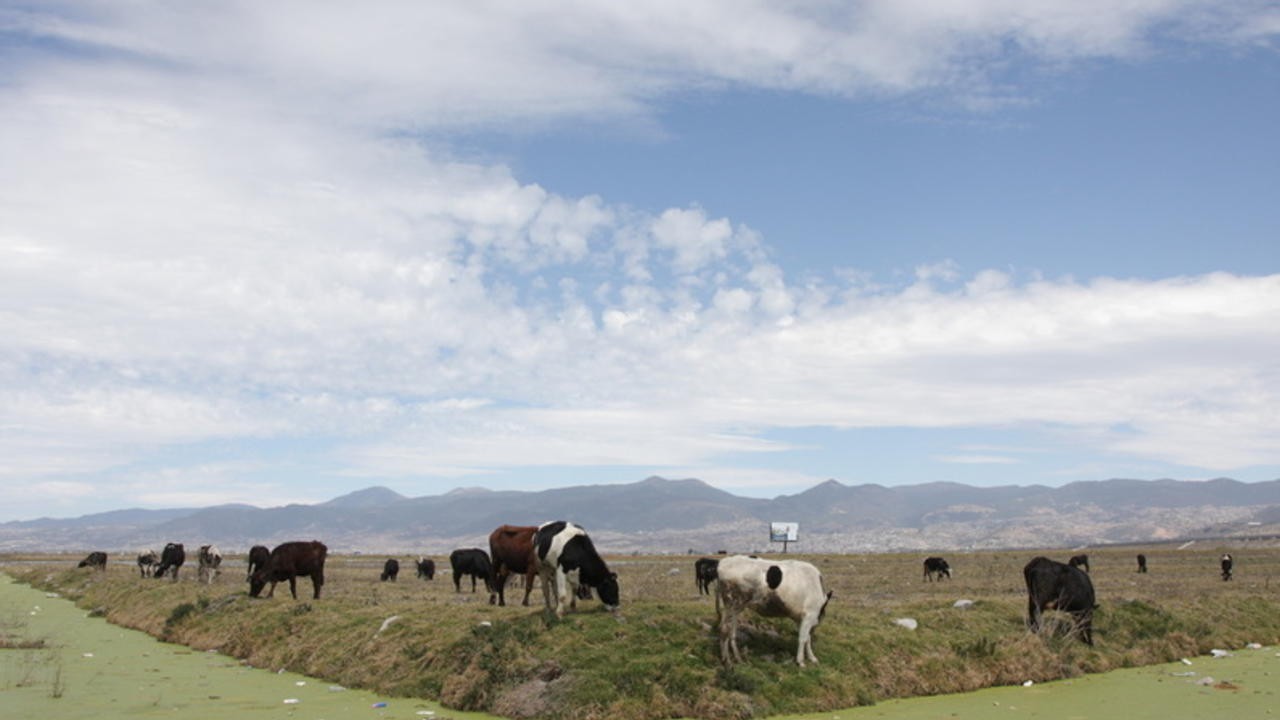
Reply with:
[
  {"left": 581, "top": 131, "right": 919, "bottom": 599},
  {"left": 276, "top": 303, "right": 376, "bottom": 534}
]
[{"left": 769, "top": 522, "right": 799, "bottom": 553}]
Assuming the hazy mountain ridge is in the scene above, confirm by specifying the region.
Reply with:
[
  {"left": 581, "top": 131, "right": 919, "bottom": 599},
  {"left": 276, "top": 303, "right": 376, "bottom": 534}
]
[{"left": 2, "top": 476, "right": 1278, "bottom": 554}]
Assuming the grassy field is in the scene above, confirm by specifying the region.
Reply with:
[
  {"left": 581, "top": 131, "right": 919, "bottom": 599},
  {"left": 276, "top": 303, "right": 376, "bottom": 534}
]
[{"left": 5, "top": 543, "right": 1280, "bottom": 720}]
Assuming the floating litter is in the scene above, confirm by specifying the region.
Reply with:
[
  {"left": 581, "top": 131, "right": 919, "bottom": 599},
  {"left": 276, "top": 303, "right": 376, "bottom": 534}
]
[
  {"left": 296, "top": 681, "right": 306, "bottom": 686},
  {"left": 1021, "top": 680, "right": 1033, "bottom": 687},
  {"left": 1180, "top": 658, "right": 1193, "bottom": 665},
  {"left": 283, "top": 698, "right": 300, "bottom": 704},
  {"left": 83, "top": 653, "right": 94, "bottom": 658},
  {"left": 372, "top": 701, "right": 388, "bottom": 708},
  {"left": 1210, "top": 649, "right": 1232, "bottom": 658}
]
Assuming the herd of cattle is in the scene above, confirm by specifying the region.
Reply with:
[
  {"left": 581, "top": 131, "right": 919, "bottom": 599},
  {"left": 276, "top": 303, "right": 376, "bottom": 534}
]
[{"left": 73, "top": 526, "right": 1244, "bottom": 667}]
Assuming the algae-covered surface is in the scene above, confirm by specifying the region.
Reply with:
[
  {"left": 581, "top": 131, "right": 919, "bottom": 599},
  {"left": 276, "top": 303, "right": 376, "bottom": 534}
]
[
  {"left": 4, "top": 572, "right": 1277, "bottom": 720},
  {"left": 784, "top": 648, "right": 1279, "bottom": 720},
  {"left": 0, "top": 574, "right": 494, "bottom": 720}
]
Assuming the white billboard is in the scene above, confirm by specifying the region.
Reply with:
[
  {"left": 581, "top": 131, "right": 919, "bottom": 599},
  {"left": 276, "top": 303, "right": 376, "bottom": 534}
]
[{"left": 769, "top": 522, "right": 799, "bottom": 543}]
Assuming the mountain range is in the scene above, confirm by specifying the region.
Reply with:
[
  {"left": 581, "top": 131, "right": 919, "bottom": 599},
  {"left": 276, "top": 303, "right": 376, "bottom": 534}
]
[{"left": 3, "top": 476, "right": 1279, "bottom": 555}]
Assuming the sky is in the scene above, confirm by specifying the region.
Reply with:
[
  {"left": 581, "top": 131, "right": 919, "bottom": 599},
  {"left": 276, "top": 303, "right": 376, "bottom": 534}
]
[{"left": 2, "top": 1, "right": 1279, "bottom": 521}]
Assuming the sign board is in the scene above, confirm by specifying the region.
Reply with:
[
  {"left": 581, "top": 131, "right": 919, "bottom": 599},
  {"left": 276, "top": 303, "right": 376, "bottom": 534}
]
[{"left": 770, "top": 522, "right": 799, "bottom": 550}]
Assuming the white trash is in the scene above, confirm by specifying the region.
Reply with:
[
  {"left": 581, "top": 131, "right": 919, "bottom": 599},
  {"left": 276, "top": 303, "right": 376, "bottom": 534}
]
[
  {"left": 283, "top": 698, "right": 300, "bottom": 704},
  {"left": 1022, "top": 680, "right": 1034, "bottom": 687},
  {"left": 953, "top": 599, "right": 974, "bottom": 609},
  {"left": 894, "top": 618, "right": 918, "bottom": 631},
  {"left": 1210, "top": 649, "right": 1232, "bottom": 658}
]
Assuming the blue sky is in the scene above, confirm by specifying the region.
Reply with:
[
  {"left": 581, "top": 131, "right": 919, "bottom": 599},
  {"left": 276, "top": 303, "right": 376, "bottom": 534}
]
[{"left": 1, "top": 2, "right": 1279, "bottom": 520}]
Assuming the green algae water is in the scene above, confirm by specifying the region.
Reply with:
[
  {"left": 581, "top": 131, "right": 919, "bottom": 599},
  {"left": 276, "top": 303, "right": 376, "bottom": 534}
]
[
  {"left": 4, "top": 573, "right": 1277, "bottom": 720},
  {"left": 0, "top": 574, "right": 495, "bottom": 720}
]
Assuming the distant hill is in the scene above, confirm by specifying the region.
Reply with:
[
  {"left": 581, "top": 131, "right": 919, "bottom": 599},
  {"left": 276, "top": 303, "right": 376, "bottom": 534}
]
[{"left": 2, "top": 476, "right": 1278, "bottom": 554}]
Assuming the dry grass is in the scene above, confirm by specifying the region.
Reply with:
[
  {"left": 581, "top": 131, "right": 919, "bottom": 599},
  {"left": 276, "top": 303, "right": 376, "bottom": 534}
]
[{"left": 5, "top": 542, "right": 1280, "bottom": 719}]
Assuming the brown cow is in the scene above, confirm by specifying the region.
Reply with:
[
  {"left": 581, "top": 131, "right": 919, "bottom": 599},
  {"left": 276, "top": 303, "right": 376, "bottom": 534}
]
[
  {"left": 249, "top": 540, "right": 327, "bottom": 600},
  {"left": 488, "top": 525, "right": 539, "bottom": 606}
]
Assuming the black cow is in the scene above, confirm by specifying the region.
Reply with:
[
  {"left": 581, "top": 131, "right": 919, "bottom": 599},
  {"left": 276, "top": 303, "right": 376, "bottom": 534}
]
[
  {"left": 381, "top": 558, "right": 400, "bottom": 582},
  {"left": 249, "top": 540, "right": 327, "bottom": 599},
  {"left": 77, "top": 551, "right": 107, "bottom": 571},
  {"left": 1136, "top": 554, "right": 1147, "bottom": 573},
  {"left": 534, "top": 520, "right": 619, "bottom": 617},
  {"left": 1068, "top": 554, "right": 1090, "bottom": 573},
  {"left": 1024, "top": 556, "right": 1096, "bottom": 645},
  {"left": 137, "top": 549, "right": 158, "bottom": 577},
  {"left": 246, "top": 545, "right": 270, "bottom": 581},
  {"left": 695, "top": 557, "right": 719, "bottom": 595},
  {"left": 416, "top": 557, "right": 436, "bottom": 581},
  {"left": 923, "top": 556, "right": 951, "bottom": 581},
  {"left": 154, "top": 543, "right": 185, "bottom": 581},
  {"left": 1221, "top": 553, "right": 1233, "bottom": 581},
  {"left": 449, "top": 549, "right": 491, "bottom": 592}
]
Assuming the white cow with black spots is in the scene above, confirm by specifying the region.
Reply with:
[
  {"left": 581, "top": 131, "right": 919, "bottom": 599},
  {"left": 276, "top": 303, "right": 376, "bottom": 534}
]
[{"left": 715, "top": 555, "right": 832, "bottom": 667}]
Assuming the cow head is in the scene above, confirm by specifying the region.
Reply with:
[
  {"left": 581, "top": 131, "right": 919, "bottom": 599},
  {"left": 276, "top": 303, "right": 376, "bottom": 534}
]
[
  {"left": 596, "top": 571, "right": 620, "bottom": 609},
  {"left": 248, "top": 569, "right": 268, "bottom": 597}
]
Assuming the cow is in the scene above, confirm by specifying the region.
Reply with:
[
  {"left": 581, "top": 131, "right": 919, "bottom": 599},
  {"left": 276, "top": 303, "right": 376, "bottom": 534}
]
[
  {"left": 381, "top": 558, "right": 400, "bottom": 582},
  {"left": 197, "top": 545, "right": 222, "bottom": 584},
  {"left": 449, "top": 549, "right": 492, "bottom": 593},
  {"left": 488, "top": 524, "right": 539, "bottom": 606},
  {"left": 249, "top": 540, "right": 327, "bottom": 600},
  {"left": 1136, "top": 554, "right": 1148, "bottom": 573},
  {"left": 1221, "top": 553, "right": 1233, "bottom": 581},
  {"left": 416, "top": 557, "right": 436, "bottom": 581},
  {"left": 154, "top": 543, "right": 185, "bottom": 581},
  {"left": 923, "top": 556, "right": 952, "bottom": 581},
  {"left": 534, "top": 521, "right": 620, "bottom": 617},
  {"left": 695, "top": 557, "right": 719, "bottom": 595},
  {"left": 715, "top": 555, "right": 832, "bottom": 667},
  {"left": 1024, "top": 556, "right": 1096, "bottom": 645},
  {"left": 246, "top": 545, "right": 270, "bottom": 581},
  {"left": 136, "top": 549, "right": 159, "bottom": 577},
  {"left": 77, "top": 551, "right": 107, "bottom": 571},
  {"left": 1068, "top": 554, "right": 1090, "bottom": 573}
]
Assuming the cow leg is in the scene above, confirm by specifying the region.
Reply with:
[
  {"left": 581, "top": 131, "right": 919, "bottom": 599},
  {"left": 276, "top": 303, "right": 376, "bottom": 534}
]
[
  {"left": 312, "top": 571, "right": 323, "bottom": 599},
  {"left": 797, "top": 614, "right": 819, "bottom": 666},
  {"left": 539, "top": 566, "right": 556, "bottom": 613},
  {"left": 556, "top": 566, "right": 573, "bottom": 616},
  {"left": 288, "top": 576, "right": 298, "bottom": 600},
  {"left": 1026, "top": 598, "right": 1040, "bottom": 633},
  {"left": 719, "top": 607, "right": 742, "bottom": 665},
  {"left": 521, "top": 569, "right": 535, "bottom": 607},
  {"left": 266, "top": 581, "right": 277, "bottom": 598}
]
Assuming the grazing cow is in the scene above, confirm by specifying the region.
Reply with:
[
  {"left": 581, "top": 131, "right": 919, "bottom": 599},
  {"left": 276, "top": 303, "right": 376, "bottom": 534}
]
[
  {"left": 154, "top": 543, "right": 186, "bottom": 581},
  {"left": 249, "top": 540, "right": 328, "bottom": 600},
  {"left": 534, "top": 521, "right": 620, "bottom": 617},
  {"left": 1136, "top": 554, "right": 1148, "bottom": 573},
  {"left": 488, "top": 525, "right": 539, "bottom": 606},
  {"left": 1221, "top": 553, "right": 1233, "bottom": 581},
  {"left": 416, "top": 557, "right": 436, "bottom": 581},
  {"left": 1024, "top": 556, "right": 1096, "bottom": 645},
  {"left": 136, "top": 549, "right": 159, "bottom": 577},
  {"left": 449, "top": 549, "right": 491, "bottom": 593},
  {"left": 197, "top": 545, "right": 222, "bottom": 584},
  {"left": 715, "top": 555, "right": 832, "bottom": 667},
  {"left": 77, "top": 551, "right": 107, "bottom": 571},
  {"left": 246, "top": 545, "right": 270, "bottom": 581},
  {"left": 381, "top": 558, "right": 400, "bottom": 582},
  {"left": 922, "top": 556, "right": 952, "bottom": 581},
  {"left": 1068, "top": 554, "right": 1090, "bottom": 573},
  {"left": 695, "top": 557, "right": 719, "bottom": 595}
]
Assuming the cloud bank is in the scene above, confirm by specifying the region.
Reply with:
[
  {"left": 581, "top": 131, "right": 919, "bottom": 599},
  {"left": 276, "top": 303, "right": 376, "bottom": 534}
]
[{"left": 1, "top": 1, "right": 1278, "bottom": 517}]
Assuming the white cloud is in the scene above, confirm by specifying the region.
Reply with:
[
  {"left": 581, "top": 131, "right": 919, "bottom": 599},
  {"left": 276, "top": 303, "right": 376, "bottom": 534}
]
[{"left": 2, "top": 3, "right": 1279, "bottom": 516}]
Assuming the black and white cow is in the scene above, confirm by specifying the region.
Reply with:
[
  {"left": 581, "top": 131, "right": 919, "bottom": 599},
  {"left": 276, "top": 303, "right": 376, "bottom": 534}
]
[
  {"left": 449, "top": 549, "right": 491, "bottom": 592},
  {"left": 416, "top": 557, "right": 436, "bottom": 581},
  {"left": 381, "top": 558, "right": 400, "bottom": 582},
  {"left": 154, "top": 543, "right": 185, "bottom": 581},
  {"left": 1068, "top": 554, "right": 1090, "bottom": 573},
  {"left": 1024, "top": 556, "right": 1096, "bottom": 645},
  {"left": 77, "top": 551, "right": 107, "bottom": 571},
  {"left": 1221, "top": 553, "right": 1233, "bottom": 581},
  {"left": 922, "top": 556, "right": 952, "bottom": 581},
  {"left": 695, "top": 557, "right": 719, "bottom": 595},
  {"left": 715, "top": 555, "right": 832, "bottom": 666},
  {"left": 1136, "top": 553, "right": 1148, "bottom": 573},
  {"left": 197, "top": 545, "right": 222, "bottom": 584},
  {"left": 247, "top": 545, "right": 270, "bottom": 581},
  {"left": 534, "top": 521, "right": 620, "bottom": 617},
  {"left": 137, "top": 549, "right": 159, "bottom": 577}
]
